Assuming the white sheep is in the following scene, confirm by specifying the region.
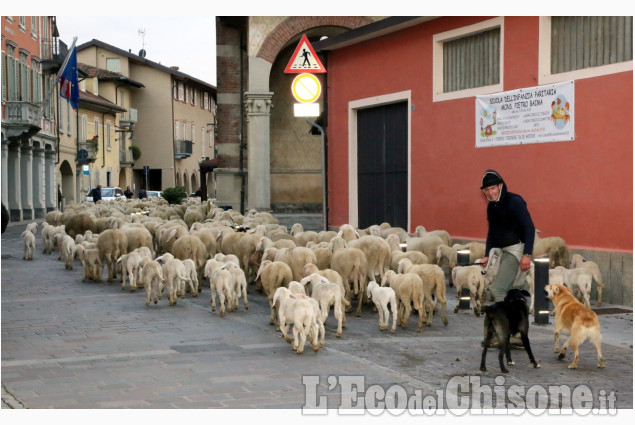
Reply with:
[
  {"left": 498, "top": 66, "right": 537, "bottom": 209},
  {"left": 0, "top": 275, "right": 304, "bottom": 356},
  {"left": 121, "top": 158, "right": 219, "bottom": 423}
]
[
  {"left": 59, "top": 235, "right": 77, "bottom": 270},
  {"left": 398, "top": 258, "right": 448, "bottom": 326},
  {"left": 303, "top": 263, "right": 351, "bottom": 320},
  {"left": 554, "top": 266, "right": 594, "bottom": 308},
  {"left": 348, "top": 235, "right": 391, "bottom": 283},
  {"left": 224, "top": 261, "right": 249, "bottom": 311},
  {"left": 21, "top": 229, "right": 36, "bottom": 261},
  {"left": 181, "top": 258, "right": 200, "bottom": 298},
  {"left": 385, "top": 234, "right": 429, "bottom": 271},
  {"left": 256, "top": 260, "right": 294, "bottom": 325},
  {"left": 204, "top": 259, "right": 234, "bottom": 317},
  {"left": 533, "top": 230, "right": 570, "bottom": 268},
  {"left": 451, "top": 265, "right": 486, "bottom": 316},
  {"left": 162, "top": 258, "right": 192, "bottom": 306},
  {"left": 380, "top": 270, "right": 426, "bottom": 331},
  {"left": 414, "top": 225, "right": 453, "bottom": 247},
  {"left": 291, "top": 223, "right": 319, "bottom": 247},
  {"left": 571, "top": 253, "right": 606, "bottom": 306},
  {"left": 405, "top": 233, "right": 445, "bottom": 265},
  {"left": 272, "top": 287, "right": 320, "bottom": 354},
  {"left": 300, "top": 273, "right": 345, "bottom": 338},
  {"left": 26, "top": 221, "right": 38, "bottom": 234},
  {"left": 117, "top": 251, "right": 146, "bottom": 291},
  {"left": 140, "top": 260, "right": 165, "bottom": 306},
  {"left": 328, "top": 237, "right": 368, "bottom": 317},
  {"left": 336, "top": 224, "right": 360, "bottom": 242},
  {"left": 366, "top": 281, "right": 397, "bottom": 332}
]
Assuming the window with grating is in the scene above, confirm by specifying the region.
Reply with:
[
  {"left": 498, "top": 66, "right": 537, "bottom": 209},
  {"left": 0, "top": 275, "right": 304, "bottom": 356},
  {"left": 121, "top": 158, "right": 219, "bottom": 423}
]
[
  {"left": 551, "top": 16, "right": 633, "bottom": 74},
  {"left": 443, "top": 27, "right": 500, "bottom": 93}
]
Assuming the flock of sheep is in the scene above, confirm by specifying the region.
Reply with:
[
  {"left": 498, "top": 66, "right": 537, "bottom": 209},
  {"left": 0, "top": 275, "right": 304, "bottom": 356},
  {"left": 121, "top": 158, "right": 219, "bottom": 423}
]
[{"left": 18, "top": 196, "right": 605, "bottom": 354}]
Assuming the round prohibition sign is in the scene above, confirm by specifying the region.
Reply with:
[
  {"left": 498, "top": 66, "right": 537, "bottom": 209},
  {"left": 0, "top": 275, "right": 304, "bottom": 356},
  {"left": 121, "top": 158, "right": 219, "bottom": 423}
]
[{"left": 292, "top": 73, "right": 321, "bottom": 104}]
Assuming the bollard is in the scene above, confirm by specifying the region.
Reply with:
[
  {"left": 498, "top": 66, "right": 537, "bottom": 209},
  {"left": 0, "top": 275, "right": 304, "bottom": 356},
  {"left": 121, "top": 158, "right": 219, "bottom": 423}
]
[
  {"left": 399, "top": 242, "right": 407, "bottom": 253},
  {"left": 457, "top": 249, "right": 471, "bottom": 310},
  {"left": 533, "top": 258, "right": 551, "bottom": 324}
]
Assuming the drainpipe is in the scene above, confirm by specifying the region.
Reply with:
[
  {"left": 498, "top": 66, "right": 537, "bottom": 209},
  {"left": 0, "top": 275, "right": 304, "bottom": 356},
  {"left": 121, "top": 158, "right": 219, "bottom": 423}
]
[{"left": 102, "top": 112, "right": 106, "bottom": 168}]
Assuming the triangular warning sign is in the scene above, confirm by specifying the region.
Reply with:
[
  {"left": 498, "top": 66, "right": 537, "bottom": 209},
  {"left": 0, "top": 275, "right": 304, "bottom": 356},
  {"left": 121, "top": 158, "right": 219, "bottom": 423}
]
[{"left": 284, "top": 34, "right": 326, "bottom": 74}]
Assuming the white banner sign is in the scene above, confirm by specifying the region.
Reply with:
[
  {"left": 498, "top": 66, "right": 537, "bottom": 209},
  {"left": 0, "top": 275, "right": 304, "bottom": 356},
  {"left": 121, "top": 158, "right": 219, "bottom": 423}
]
[{"left": 475, "top": 81, "right": 575, "bottom": 148}]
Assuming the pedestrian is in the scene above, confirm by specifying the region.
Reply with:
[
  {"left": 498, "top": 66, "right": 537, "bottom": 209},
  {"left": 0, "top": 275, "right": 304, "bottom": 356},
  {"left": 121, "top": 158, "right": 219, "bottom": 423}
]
[
  {"left": 479, "top": 169, "right": 535, "bottom": 349},
  {"left": 57, "top": 184, "right": 64, "bottom": 210},
  {"left": 92, "top": 185, "right": 102, "bottom": 203},
  {"left": 124, "top": 186, "right": 133, "bottom": 199},
  {"left": 138, "top": 188, "right": 147, "bottom": 199}
]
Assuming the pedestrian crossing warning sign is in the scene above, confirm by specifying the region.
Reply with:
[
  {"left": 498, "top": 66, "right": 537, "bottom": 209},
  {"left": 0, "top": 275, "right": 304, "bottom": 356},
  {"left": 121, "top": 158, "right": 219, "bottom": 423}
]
[{"left": 284, "top": 34, "right": 326, "bottom": 74}]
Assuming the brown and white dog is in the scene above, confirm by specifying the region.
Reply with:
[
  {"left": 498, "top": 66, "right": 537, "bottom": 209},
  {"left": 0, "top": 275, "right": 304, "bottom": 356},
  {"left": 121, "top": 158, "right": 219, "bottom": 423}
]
[{"left": 545, "top": 283, "right": 605, "bottom": 369}]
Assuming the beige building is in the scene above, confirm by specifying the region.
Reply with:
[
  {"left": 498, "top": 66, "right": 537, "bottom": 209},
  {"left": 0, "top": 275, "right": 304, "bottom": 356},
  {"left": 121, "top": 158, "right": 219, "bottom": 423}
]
[{"left": 77, "top": 40, "right": 217, "bottom": 196}]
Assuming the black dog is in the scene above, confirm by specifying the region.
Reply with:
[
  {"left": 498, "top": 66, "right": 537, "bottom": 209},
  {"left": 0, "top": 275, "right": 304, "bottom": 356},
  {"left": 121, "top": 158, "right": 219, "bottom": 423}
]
[{"left": 479, "top": 289, "right": 540, "bottom": 373}]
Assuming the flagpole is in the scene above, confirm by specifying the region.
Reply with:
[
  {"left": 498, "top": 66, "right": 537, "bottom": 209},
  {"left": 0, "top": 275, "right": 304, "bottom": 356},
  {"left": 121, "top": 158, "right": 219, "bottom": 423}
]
[{"left": 39, "top": 36, "right": 77, "bottom": 119}]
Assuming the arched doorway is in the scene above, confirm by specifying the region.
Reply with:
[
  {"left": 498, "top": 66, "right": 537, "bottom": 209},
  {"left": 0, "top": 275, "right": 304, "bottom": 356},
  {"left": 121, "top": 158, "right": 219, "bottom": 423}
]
[
  {"left": 59, "top": 160, "right": 74, "bottom": 205},
  {"left": 190, "top": 172, "right": 198, "bottom": 195},
  {"left": 118, "top": 168, "right": 127, "bottom": 191},
  {"left": 183, "top": 172, "right": 189, "bottom": 194}
]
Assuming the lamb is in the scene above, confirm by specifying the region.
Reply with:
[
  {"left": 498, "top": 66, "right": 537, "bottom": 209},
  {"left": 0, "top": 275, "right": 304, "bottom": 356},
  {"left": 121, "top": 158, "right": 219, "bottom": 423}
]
[
  {"left": 117, "top": 251, "right": 146, "bottom": 291},
  {"left": 204, "top": 259, "right": 234, "bottom": 316},
  {"left": 172, "top": 235, "right": 207, "bottom": 292},
  {"left": 75, "top": 244, "right": 103, "bottom": 282},
  {"left": 161, "top": 258, "right": 192, "bottom": 306},
  {"left": 225, "top": 261, "right": 249, "bottom": 311},
  {"left": 181, "top": 259, "right": 200, "bottom": 298},
  {"left": 303, "top": 263, "right": 350, "bottom": 315},
  {"left": 385, "top": 234, "right": 429, "bottom": 271},
  {"left": 555, "top": 266, "right": 594, "bottom": 309},
  {"left": 41, "top": 223, "right": 65, "bottom": 254},
  {"left": 451, "top": 265, "right": 486, "bottom": 316},
  {"left": 381, "top": 270, "right": 426, "bottom": 331},
  {"left": 365, "top": 281, "right": 397, "bottom": 332},
  {"left": 328, "top": 237, "right": 368, "bottom": 317},
  {"left": 59, "top": 235, "right": 77, "bottom": 270},
  {"left": 213, "top": 252, "right": 241, "bottom": 268},
  {"left": 21, "top": 229, "right": 36, "bottom": 261},
  {"left": 272, "top": 287, "right": 320, "bottom": 354},
  {"left": 398, "top": 258, "right": 448, "bottom": 326},
  {"left": 300, "top": 273, "right": 346, "bottom": 338},
  {"left": 255, "top": 260, "right": 293, "bottom": 325},
  {"left": 96, "top": 229, "right": 128, "bottom": 282},
  {"left": 25, "top": 221, "right": 38, "bottom": 234},
  {"left": 533, "top": 230, "right": 570, "bottom": 268},
  {"left": 140, "top": 260, "right": 165, "bottom": 306},
  {"left": 571, "top": 254, "right": 606, "bottom": 306}
]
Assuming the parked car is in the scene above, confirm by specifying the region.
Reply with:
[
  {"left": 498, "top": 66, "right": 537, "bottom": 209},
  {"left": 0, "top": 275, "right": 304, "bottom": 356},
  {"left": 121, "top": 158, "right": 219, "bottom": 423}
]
[
  {"left": 146, "top": 191, "right": 163, "bottom": 198},
  {"left": 85, "top": 187, "right": 124, "bottom": 202}
]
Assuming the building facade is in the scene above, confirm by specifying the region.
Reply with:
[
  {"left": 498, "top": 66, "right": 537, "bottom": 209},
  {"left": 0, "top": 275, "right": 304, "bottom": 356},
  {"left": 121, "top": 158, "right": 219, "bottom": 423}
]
[
  {"left": 214, "top": 16, "right": 380, "bottom": 212},
  {"left": 315, "top": 16, "right": 632, "bottom": 304},
  {"left": 1, "top": 16, "right": 59, "bottom": 221},
  {"left": 77, "top": 40, "right": 216, "bottom": 196}
]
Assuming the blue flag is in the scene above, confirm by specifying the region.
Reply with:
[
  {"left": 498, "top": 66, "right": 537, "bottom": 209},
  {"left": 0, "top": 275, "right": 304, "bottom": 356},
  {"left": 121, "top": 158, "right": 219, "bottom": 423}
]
[{"left": 59, "top": 46, "right": 79, "bottom": 109}]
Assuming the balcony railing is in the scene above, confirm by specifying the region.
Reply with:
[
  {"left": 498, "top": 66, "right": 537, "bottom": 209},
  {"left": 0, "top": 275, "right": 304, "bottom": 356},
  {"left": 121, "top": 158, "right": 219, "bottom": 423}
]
[
  {"left": 119, "top": 149, "right": 135, "bottom": 165},
  {"left": 3, "top": 101, "right": 42, "bottom": 141},
  {"left": 77, "top": 140, "right": 98, "bottom": 164},
  {"left": 174, "top": 139, "right": 193, "bottom": 159}
]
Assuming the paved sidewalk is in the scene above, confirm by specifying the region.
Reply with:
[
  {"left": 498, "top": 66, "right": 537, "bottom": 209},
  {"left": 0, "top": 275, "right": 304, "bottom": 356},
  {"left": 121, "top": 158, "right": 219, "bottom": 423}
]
[{"left": 1, "top": 220, "right": 632, "bottom": 412}]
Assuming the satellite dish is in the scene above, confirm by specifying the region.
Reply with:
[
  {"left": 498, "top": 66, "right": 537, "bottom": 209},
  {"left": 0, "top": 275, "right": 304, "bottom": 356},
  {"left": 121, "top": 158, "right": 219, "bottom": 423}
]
[{"left": 139, "top": 49, "right": 146, "bottom": 58}]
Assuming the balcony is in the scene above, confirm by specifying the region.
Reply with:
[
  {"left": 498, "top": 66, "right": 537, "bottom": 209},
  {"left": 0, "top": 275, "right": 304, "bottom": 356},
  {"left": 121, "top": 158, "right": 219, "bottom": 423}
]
[
  {"left": 3, "top": 102, "right": 42, "bottom": 142},
  {"left": 119, "top": 149, "right": 135, "bottom": 166},
  {"left": 174, "top": 139, "right": 193, "bottom": 159},
  {"left": 76, "top": 140, "right": 98, "bottom": 164}
]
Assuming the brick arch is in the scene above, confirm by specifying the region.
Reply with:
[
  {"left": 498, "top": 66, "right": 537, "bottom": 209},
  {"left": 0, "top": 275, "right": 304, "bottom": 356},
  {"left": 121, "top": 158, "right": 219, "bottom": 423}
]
[{"left": 257, "top": 16, "right": 373, "bottom": 63}]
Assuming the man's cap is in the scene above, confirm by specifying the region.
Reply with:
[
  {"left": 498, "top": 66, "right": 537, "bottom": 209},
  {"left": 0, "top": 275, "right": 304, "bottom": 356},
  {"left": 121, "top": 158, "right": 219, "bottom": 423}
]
[{"left": 481, "top": 170, "right": 504, "bottom": 189}]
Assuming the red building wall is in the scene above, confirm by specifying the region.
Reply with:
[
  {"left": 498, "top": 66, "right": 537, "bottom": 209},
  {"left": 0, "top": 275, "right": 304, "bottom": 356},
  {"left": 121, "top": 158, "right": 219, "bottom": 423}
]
[{"left": 326, "top": 16, "right": 633, "bottom": 252}]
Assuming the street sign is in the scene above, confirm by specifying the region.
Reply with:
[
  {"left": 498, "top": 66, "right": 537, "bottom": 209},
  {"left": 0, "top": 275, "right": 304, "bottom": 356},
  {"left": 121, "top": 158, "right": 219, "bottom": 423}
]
[
  {"left": 291, "top": 73, "right": 321, "bottom": 104},
  {"left": 284, "top": 34, "right": 326, "bottom": 74}
]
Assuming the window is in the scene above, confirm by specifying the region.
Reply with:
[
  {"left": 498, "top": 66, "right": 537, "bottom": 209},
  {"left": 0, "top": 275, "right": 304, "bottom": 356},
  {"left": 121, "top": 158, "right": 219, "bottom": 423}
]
[
  {"left": 32, "top": 59, "right": 41, "bottom": 105},
  {"left": 433, "top": 17, "right": 504, "bottom": 102},
  {"left": 19, "top": 52, "right": 30, "bottom": 102},
  {"left": 106, "top": 121, "right": 111, "bottom": 150},
  {"left": 188, "top": 86, "right": 194, "bottom": 105},
  {"left": 1, "top": 53, "right": 6, "bottom": 102},
  {"left": 191, "top": 124, "right": 196, "bottom": 143},
  {"left": 81, "top": 115, "right": 87, "bottom": 142},
  {"left": 175, "top": 121, "right": 180, "bottom": 139},
  {"left": 106, "top": 58, "right": 120, "bottom": 72},
  {"left": 173, "top": 81, "right": 178, "bottom": 99},
  {"left": 66, "top": 99, "right": 71, "bottom": 135},
  {"left": 18, "top": 17, "right": 26, "bottom": 31},
  {"left": 58, "top": 96, "right": 64, "bottom": 131},
  {"left": 31, "top": 17, "right": 37, "bottom": 38},
  {"left": 178, "top": 82, "right": 185, "bottom": 101},
  {"left": 94, "top": 118, "right": 100, "bottom": 141},
  {"left": 193, "top": 90, "right": 198, "bottom": 106},
  {"left": 539, "top": 16, "right": 633, "bottom": 84}
]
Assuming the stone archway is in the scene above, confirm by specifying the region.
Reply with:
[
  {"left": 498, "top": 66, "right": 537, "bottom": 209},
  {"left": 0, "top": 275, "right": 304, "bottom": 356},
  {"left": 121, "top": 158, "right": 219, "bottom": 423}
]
[
  {"left": 183, "top": 172, "right": 189, "bottom": 194},
  {"left": 190, "top": 172, "right": 198, "bottom": 194},
  {"left": 59, "top": 160, "right": 74, "bottom": 205}
]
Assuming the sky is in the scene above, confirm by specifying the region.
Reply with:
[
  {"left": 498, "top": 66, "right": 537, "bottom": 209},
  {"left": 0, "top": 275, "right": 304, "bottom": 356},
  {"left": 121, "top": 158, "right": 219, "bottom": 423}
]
[{"left": 55, "top": 16, "right": 217, "bottom": 85}]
